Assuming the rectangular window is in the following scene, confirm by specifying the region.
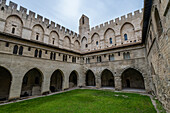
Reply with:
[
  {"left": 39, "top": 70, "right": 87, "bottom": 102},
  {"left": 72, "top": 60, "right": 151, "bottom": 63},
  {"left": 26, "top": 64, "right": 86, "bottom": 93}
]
[
  {"left": 28, "top": 47, "right": 31, "bottom": 51},
  {"left": 5, "top": 42, "right": 9, "bottom": 47}
]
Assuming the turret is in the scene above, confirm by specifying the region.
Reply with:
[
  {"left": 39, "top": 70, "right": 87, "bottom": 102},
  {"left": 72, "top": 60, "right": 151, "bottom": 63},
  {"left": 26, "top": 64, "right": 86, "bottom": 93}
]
[{"left": 79, "top": 14, "right": 90, "bottom": 36}]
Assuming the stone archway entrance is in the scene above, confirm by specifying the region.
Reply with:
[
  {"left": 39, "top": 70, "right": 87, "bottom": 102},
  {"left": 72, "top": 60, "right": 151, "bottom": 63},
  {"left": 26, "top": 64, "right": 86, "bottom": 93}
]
[
  {"left": 69, "top": 71, "right": 78, "bottom": 88},
  {"left": 50, "top": 70, "right": 63, "bottom": 92},
  {"left": 21, "top": 68, "right": 43, "bottom": 97},
  {"left": 86, "top": 70, "right": 96, "bottom": 86},
  {"left": 0, "top": 66, "right": 12, "bottom": 101},
  {"left": 101, "top": 69, "right": 114, "bottom": 87},
  {"left": 121, "top": 68, "right": 145, "bottom": 89}
]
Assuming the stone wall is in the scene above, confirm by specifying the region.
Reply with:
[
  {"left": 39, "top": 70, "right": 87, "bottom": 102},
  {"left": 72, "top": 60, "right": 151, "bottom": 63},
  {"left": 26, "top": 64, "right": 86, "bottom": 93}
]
[{"left": 144, "top": 0, "right": 170, "bottom": 111}]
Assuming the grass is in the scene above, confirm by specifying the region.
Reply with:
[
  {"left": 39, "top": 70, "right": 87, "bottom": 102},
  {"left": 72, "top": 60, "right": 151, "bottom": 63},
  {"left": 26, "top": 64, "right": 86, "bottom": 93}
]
[{"left": 0, "top": 89, "right": 156, "bottom": 113}]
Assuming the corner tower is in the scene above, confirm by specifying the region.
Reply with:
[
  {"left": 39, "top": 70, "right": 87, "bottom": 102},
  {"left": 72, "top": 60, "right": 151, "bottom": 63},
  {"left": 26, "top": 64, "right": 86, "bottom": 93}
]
[{"left": 79, "top": 14, "right": 90, "bottom": 36}]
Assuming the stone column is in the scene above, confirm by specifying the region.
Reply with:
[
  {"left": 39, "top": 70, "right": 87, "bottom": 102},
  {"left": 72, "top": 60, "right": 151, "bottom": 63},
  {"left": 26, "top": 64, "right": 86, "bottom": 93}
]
[
  {"left": 96, "top": 72, "right": 101, "bottom": 88},
  {"left": 115, "top": 76, "right": 122, "bottom": 91},
  {"left": 41, "top": 73, "right": 50, "bottom": 95},
  {"left": 9, "top": 73, "right": 23, "bottom": 100}
]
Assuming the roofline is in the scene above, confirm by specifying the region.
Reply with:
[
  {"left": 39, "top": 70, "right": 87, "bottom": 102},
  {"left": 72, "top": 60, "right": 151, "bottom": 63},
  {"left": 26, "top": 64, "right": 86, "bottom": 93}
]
[{"left": 142, "top": 0, "right": 153, "bottom": 43}]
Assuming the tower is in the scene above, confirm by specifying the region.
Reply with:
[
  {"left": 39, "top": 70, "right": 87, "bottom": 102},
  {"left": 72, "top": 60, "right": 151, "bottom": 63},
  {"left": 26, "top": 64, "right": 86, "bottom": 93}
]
[{"left": 79, "top": 14, "right": 90, "bottom": 36}]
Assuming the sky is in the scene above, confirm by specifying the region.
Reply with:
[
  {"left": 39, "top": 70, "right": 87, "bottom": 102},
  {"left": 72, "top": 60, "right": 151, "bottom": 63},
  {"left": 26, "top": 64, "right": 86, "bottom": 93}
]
[{"left": 5, "top": 0, "right": 144, "bottom": 33}]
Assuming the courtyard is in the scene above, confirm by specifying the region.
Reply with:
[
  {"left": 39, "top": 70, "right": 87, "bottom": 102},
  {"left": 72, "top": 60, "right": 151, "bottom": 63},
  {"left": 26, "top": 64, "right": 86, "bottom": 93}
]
[{"left": 0, "top": 89, "right": 157, "bottom": 113}]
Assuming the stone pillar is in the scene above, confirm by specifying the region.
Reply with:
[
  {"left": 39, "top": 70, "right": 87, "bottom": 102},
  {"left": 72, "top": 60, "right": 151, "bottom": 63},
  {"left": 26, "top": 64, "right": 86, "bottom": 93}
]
[
  {"left": 115, "top": 76, "right": 122, "bottom": 91},
  {"left": 9, "top": 73, "right": 23, "bottom": 100},
  {"left": 96, "top": 72, "right": 101, "bottom": 88},
  {"left": 41, "top": 73, "right": 50, "bottom": 94}
]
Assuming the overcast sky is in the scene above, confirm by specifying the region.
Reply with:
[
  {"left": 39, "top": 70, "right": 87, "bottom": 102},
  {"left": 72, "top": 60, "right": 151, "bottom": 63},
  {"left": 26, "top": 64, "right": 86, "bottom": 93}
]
[{"left": 6, "top": 0, "right": 144, "bottom": 33}]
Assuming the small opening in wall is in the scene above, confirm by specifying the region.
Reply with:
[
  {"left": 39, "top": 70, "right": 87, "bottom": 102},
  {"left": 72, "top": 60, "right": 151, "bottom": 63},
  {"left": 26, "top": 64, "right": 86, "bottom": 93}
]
[
  {"left": 118, "top": 52, "right": 120, "bottom": 56},
  {"left": 12, "top": 27, "right": 15, "bottom": 34},
  {"left": 45, "top": 50, "right": 48, "bottom": 54},
  {"left": 82, "top": 17, "right": 85, "bottom": 24},
  {"left": 115, "top": 44, "right": 117, "bottom": 46},
  {"left": 58, "top": 53, "right": 60, "bottom": 56},
  {"left": 85, "top": 44, "right": 88, "bottom": 48},
  {"left": 52, "top": 38, "right": 55, "bottom": 45},
  {"left": 104, "top": 54, "right": 106, "bottom": 57},
  {"left": 1, "top": 7, "right": 4, "bottom": 11},
  {"left": 28, "top": 47, "right": 31, "bottom": 51},
  {"left": 5, "top": 42, "right": 9, "bottom": 47}
]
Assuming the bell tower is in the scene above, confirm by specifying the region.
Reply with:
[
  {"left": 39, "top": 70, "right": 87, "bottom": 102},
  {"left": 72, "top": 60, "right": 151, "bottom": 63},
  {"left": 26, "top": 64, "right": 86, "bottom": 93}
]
[{"left": 79, "top": 14, "right": 90, "bottom": 36}]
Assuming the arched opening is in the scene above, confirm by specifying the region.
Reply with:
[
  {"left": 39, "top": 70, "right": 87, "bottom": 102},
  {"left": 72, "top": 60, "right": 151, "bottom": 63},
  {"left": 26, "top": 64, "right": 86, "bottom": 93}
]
[
  {"left": 0, "top": 66, "right": 12, "bottom": 101},
  {"left": 50, "top": 70, "right": 63, "bottom": 93},
  {"left": 121, "top": 68, "right": 145, "bottom": 89},
  {"left": 13, "top": 45, "right": 18, "bottom": 54},
  {"left": 21, "top": 68, "right": 43, "bottom": 97},
  {"left": 5, "top": 15, "right": 23, "bottom": 36},
  {"left": 86, "top": 70, "right": 96, "bottom": 86},
  {"left": 19, "top": 46, "right": 23, "bottom": 55},
  {"left": 69, "top": 71, "right": 78, "bottom": 88},
  {"left": 101, "top": 69, "right": 114, "bottom": 88}
]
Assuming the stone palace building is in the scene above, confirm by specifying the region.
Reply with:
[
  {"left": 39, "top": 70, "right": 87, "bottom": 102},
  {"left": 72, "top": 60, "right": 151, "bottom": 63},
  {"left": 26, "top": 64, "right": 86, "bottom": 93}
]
[{"left": 0, "top": 0, "right": 169, "bottom": 112}]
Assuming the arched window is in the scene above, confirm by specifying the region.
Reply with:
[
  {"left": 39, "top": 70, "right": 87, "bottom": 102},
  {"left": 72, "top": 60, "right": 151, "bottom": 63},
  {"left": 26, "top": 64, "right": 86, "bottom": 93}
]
[
  {"left": 36, "top": 34, "right": 39, "bottom": 40},
  {"left": 19, "top": 46, "right": 23, "bottom": 55},
  {"left": 124, "top": 34, "right": 128, "bottom": 41},
  {"left": 63, "top": 55, "right": 67, "bottom": 62},
  {"left": 34, "top": 49, "right": 38, "bottom": 57},
  {"left": 123, "top": 52, "right": 130, "bottom": 59},
  {"left": 85, "top": 44, "right": 88, "bottom": 48},
  {"left": 82, "top": 17, "right": 85, "bottom": 24},
  {"left": 96, "top": 41, "right": 99, "bottom": 45},
  {"left": 109, "top": 54, "right": 114, "bottom": 61},
  {"left": 13, "top": 45, "right": 18, "bottom": 54},
  {"left": 39, "top": 50, "right": 42, "bottom": 58},
  {"left": 53, "top": 53, "right": 56, "bottom": 60},
  {"left": 50, "top": 52, "right": 53, "bottom": 60},
  {"left": 12, "top": 27, "right": 15, "bottom": 34},
  {"left": 97, "top": 56, "right": 102, "bottom": 62},
  {"left": 109, "top": 38, "right": 112, "bottom": 44}
]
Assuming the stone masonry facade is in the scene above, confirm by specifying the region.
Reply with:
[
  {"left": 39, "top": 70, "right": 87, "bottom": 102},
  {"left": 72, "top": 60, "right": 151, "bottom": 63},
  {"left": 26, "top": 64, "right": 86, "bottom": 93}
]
[{"left": 0, "top": 0, "right": 169, "bottom": 112}]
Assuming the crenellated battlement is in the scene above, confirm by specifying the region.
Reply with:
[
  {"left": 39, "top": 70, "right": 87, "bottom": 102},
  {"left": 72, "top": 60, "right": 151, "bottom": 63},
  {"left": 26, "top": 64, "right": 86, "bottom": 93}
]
[
  {"left": 0, "top": 0, "right": 79, "bottom": 38},
  {"left": 90, "top": 9, "right": 143, "bottom": 32}
]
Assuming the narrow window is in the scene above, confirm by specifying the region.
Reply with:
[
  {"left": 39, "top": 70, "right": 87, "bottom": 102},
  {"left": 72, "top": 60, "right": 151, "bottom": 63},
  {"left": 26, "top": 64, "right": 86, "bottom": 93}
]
[
  {"left": 45, "top": 50, "right": 48, "bottom": 54},
  {"left": 109, "top": 54, "right": 114, "bottom": 61},
  {"left": 28, "top": 47, "right": 31, "bottom": 51},
  {"left": 82, "top": 17, "right": 85, "bottom": 24},
  {"left": 118, "top": 52, "right": 120, "bottom": 56},
  {"left": 53, "top": 53, "right": 56, "bottom": 60},
  {"left": 39, "top": 50, "right": 42, "bottom": 58},
  {"left": 13, "top": 45, "right": 18, "bottom": 54},
  {"left": 110, "top": 38, "right": 112, "bottom": 44},
  {"left": 50, "top": 52, "right": 53, "bottom": 60},
  {"left": 6, "top": 42, "right": 9, "bottom": 47},
  {"left": 34, "top": 49, "right": 38, "bottom": 57},
  {"left": 96, "top": 41, "right": 99, "bottom": 45},
  {"left": 36, "top": 33, "right": 39, "bottom": 40},
  {"left": 124, "top": 34, "right": 128, "bottom": 41},
  {"left": 52, "top": 38, "right": 55, "bottom": 45},
  {"left": 19, "top": 46, "right": 23, "bottom": 55},
  {"left": 12, "top": 27, "right": 15, "bottom": 34},
  {"left": 85, "top": 44, "right": 88, "bottom": 48}
]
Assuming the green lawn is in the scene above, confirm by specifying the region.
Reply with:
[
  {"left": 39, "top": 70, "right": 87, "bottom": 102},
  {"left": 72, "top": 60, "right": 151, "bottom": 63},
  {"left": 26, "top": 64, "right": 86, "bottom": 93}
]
[{"left": 0, "top": 89, "right": 156, "bottom": 113}]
